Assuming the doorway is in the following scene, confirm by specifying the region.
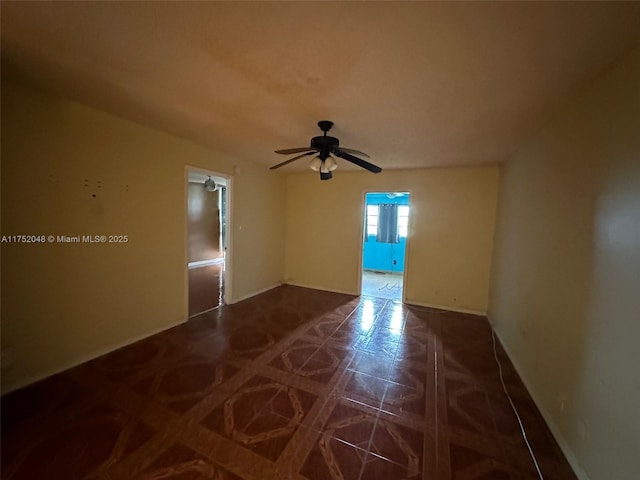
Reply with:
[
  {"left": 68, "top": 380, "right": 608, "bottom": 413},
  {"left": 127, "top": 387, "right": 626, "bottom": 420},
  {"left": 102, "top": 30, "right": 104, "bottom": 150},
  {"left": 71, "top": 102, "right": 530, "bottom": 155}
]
[
  {"left": 186, "top": 168, "right": 231, "bottom": 317},
  {"left": 361, "top": 192, "right": 410, "bottom": 301}
]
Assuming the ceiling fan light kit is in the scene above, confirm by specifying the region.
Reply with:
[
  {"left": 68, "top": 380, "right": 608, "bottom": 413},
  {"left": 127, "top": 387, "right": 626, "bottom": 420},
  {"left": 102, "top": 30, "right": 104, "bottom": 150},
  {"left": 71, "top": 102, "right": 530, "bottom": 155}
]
[
  {"left": 271, "top": 121, "right": 382, "bottom": 180},
  {"left": 310, "top": 156, "right": 323, "bottom": 172},
  {"left": 324, "top": 156, "right": 338, "bottom": 171}
]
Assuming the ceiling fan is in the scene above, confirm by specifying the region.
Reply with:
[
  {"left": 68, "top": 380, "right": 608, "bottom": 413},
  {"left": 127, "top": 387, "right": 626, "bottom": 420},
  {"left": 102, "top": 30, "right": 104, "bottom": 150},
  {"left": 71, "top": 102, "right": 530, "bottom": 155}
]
[{"left": 270, "top": 121, "right": 382, "bottom": 180}]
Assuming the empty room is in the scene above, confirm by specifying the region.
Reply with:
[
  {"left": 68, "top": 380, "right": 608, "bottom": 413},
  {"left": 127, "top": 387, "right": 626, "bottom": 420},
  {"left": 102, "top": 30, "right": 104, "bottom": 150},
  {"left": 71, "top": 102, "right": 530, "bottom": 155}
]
[{"left": 1, "top": 2, "right": 639, "bottom": 480}]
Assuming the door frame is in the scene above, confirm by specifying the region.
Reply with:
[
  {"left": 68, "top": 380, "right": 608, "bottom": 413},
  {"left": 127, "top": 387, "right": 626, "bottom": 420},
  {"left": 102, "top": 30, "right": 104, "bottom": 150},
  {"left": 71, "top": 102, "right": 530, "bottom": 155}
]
[
  {"left": 357, "top": 190, "right": 412, "bottom": 303},
  {"left": 184, "top": 165, "right": 234, "bottom": 317}
]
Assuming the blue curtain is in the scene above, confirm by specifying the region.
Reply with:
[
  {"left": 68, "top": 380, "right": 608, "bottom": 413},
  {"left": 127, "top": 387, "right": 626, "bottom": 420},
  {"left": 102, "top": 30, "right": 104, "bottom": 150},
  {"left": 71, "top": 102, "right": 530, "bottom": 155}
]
[{"left": 377, "top": 204, "right": 399, "bottom": 243}]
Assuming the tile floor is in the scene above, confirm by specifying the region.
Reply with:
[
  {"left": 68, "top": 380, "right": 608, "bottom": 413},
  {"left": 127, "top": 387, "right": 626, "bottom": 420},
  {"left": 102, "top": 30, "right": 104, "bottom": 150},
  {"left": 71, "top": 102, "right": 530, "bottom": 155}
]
[
  {"left": 1, "top": 285, "right": 576, "bottom": 479},
  {"left": 361, "top": 270, "right": 404, "bottom": 301},
  {"left": 189, "top": 262, "right": 224, "bottom": 316}
]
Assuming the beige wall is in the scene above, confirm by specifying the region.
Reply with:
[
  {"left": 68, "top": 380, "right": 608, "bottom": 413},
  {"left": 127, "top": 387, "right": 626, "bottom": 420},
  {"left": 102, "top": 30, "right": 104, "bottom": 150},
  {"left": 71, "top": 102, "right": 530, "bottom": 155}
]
[
  {"left": 0, "top": 81, "right": 286, "bottom": 393},
  {"left": 489, "top": 48, "right": 640, "bottom": 480},
  {"left": 285, "top": 167, "right": 499, "bottom": 313}
]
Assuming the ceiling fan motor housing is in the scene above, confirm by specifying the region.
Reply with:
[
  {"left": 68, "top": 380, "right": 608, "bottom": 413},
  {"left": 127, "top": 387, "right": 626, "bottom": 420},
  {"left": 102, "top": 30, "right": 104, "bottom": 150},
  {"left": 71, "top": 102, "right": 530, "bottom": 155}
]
[
  {"left": 311, "top": 136, "right": 339, "bottom": 161},
  {"left": 271, "top": 120, "right": 380, "bottom": 177},
  {"left": 310, "top": 135, "right": 339, "bottom": 149}
]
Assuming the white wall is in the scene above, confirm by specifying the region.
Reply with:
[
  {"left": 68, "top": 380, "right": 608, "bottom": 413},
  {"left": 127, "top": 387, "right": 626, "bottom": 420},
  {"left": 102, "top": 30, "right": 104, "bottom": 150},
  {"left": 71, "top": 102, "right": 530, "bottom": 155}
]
[
  {"left": 1, "top": 80, "right": 286, "bottom": 393},
  {"left": 489, "top": 47, "right": 640, "bottom": 480}
]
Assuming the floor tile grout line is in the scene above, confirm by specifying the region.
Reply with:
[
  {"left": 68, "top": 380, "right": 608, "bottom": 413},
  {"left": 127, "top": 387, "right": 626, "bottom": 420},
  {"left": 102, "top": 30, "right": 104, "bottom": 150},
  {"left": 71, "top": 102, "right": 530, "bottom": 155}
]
[
  {"left": 185, "top": 305, "right": 347, "bottom": 423},
  {"left": 205, "top": 298, "right": 362, "bottom": 476},
  {"left": 357, "top": 401, "right": 382, "bottom": 480},
  {"left": 273, "top": 353, "right": 359, "bottom": 476},
  {"left": 71, "top": 359, "right": 280, "bottom": 480},
  {"left": 433, "top": 315, "right": 452, "bottom": 480},
  {"left": 3, "top": 288, "right": 578, "bottom": 480},
  {"left": 103, "top": 433, "right": 176, "bottom": 479},
  {"left": 242, "top": 299, "right": 365, "bottom": 434},
  {"left": 353, "top": 299, "right": 389, "bottom": 480}
]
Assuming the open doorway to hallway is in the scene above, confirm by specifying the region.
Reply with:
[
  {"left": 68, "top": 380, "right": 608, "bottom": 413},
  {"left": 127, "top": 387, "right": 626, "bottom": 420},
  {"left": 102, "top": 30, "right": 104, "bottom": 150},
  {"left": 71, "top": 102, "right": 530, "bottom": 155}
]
[
  {"left": 187, "top": 168, "right": 230, "bottom": 317},
  {"left": 361, "top": 192, "right": 410, "bottom": 301}
]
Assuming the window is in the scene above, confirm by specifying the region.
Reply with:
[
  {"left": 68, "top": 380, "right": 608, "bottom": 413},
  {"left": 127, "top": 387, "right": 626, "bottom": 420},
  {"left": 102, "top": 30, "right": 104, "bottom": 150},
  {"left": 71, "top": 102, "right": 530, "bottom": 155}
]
[
  {"left": 398, "top": 205, "right": 409, "bottom": 238},
  {"left": 366, "top": 205, "right": 379, "bottom": 236},
  {"left": 367, "top": 204, "right": 409, "bottom": 238}
]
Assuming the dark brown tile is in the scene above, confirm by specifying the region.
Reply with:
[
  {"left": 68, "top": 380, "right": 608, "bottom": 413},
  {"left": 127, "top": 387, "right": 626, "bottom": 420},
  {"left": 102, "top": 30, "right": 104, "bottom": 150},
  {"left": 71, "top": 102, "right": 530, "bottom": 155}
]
[
  {"left": 263, "top": 306, "right": 308, "bottom": 329},
  {"left": 269, "top": 339, "right": 320, "bottom": 374},
  {"left": 133, "top": 355, "right": 239, "bottom": 413},
  {"left": 396, "top": 335, "right": 429, "bottom": 363},
  {"left": 188, "top": 263, "right": 223, "bottom": 317},
  {"left": 444, "top": 348, "right": 501, "bottom": 382},
  {"left": 200, "top": 376, "right": 281, "bottom": 437},
  {"left": 342, "top": 372, "right": 388, "bottom": 409},
  {"left": 301, "top": 434, "right": 366, "bottom": 480},
  {"left": 1, "top": 286, "right": 578, "bottom": 480},
  {"left": 403, "top": 314, "right": 430, "bottom": 334},
  {"left": 360, "top": 451, "right": 418, "bottom": 479},
  {"left": 295, "top": 344, "right": 347, "bottom": 384},
  {"left": 329, "top": 326, "right": 371, "bottom": 350},
  {"left": 348, "top": 351, "right": 394, "bottom": 380},
  {"left": 321, "top": 400, "right": 377, "bottom": 450},
  {"left": 4, "top": 404, "right": 154, "bottom": 480},
  {"left": 0, "top": 374, "right": 88, "bottom": 436},
  {"left": 374, "top": 303, "right": 407, "bottom": 331},
  {"left": 141, "top": 442, "right": 242, "bottom": 479},
  {"left": 241, "top": 411, "right": 298, "bottom": 461},
  {"left": 361, "top": 328, "right": 400, "bottom": 357},
  {"left": 267, "top": 386, "right": 317, "bottom": 422},
  {"left": 387, "top": 362, "right": 427, "bottom": 388},
  {"left": 446, "top": 381, "right": 497, "bottom": 437},
  {"left": 369, "top": 418, "right": 424, "bottom": 474},
  {"left": 200, "top": 377, "right": 315, "bottom": 462},
  {"left": 305, "top": 315, "right": 344, "bottom": 340},
  {"left": 227, "top": 327, "right": 275, "bottom": 359},
  {"left": 89, "top": 337, "right": 173, "bottom": 381},
  {"left": 449, "top": 442, "right": 512, "bottom": 480},
  {"left": 382, "top": 381, "right": 426, "bottom": 419}
]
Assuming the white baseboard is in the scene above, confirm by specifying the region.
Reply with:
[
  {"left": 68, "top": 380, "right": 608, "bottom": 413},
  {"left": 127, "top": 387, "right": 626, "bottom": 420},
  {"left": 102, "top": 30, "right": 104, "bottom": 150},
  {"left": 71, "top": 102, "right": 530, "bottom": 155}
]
[
  {"left": 284, "top": 281, "right": 359, "bottom": 297},
  {"left": 228, "top": 282, "right": 284, "bottom": 304},
  {"left": 404, "top": 299, "right": 486, "bottom": 316},
  {"left": 2, "top": 316, "right": 187, "bottom": 395},
  {"left": 489, "top": 323, "right": 591, "bottom": 480}
]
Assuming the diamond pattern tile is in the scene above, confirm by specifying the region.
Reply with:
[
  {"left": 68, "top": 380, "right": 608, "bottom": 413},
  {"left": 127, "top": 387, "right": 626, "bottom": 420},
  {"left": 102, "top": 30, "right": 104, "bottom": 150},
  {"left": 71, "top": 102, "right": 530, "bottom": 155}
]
[{"left": 1, "top": 285, "right": 577, "bottom": 479}]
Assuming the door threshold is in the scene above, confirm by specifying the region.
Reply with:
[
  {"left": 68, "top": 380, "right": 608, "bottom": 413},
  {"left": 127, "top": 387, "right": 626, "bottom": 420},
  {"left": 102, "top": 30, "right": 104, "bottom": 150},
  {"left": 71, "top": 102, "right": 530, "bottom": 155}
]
[{"left": 188, "top": 258, "right": 224, "bottom": 269}]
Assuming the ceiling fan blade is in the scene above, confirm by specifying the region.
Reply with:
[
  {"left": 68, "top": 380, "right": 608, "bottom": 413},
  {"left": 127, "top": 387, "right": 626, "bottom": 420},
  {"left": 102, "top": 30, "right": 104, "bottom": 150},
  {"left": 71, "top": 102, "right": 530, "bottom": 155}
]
[
  {"left": 274, "top": 147, "right": 315, "bottom": 155},
  {"left": 339, "top": 147, "right": 370, "bottom": 158},
  {"left": 270, "top": 151, "right": 316, "bottom": 170},
  {"left": 333, "top": 149, "right": 382, "bottom": 173}
]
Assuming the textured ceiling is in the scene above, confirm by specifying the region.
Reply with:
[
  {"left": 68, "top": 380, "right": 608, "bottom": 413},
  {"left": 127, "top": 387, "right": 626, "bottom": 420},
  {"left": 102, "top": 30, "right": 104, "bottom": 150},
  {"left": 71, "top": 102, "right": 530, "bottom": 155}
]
[{"left": 2, "top": 1, "right": 640, "bottom": 172}]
